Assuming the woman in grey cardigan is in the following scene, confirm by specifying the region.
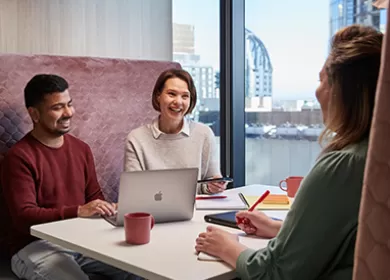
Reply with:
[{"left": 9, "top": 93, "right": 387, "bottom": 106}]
[
  {"left": 124, "top": 68, "right": 225, "bottom": 194},
  {"left": 195, "top": 25, "right": 383, "bottom": 279}
]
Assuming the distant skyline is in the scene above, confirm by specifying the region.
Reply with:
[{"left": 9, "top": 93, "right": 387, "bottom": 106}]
[{"left": 173, "top": 0, "right": 329, "bottom": 100}]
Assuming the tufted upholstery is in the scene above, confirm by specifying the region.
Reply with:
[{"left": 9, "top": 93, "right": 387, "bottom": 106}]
[
  {"left": 0, "top": 53, "right": 180, "bottom": 278},
  {"left": 353, "top": 7, "right": 390, "bottom": 280}
]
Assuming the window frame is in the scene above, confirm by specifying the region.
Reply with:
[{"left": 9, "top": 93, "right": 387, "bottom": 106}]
[{"left": 219, "top": 0, "right": 246, "bottom": 188}]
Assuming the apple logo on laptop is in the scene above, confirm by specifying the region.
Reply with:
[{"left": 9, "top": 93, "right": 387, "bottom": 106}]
[{"left": 154, "top": 191, "right": 163, "bottom": 201}]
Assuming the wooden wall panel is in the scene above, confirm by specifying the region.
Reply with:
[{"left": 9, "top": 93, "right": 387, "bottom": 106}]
[{"left": 0, "top": 0, "right": 172, "bottom": 60}]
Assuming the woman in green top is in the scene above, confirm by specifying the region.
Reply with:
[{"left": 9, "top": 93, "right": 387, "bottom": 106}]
[{"left": 195, "top": 24, "right": 383, "bottom": 280}]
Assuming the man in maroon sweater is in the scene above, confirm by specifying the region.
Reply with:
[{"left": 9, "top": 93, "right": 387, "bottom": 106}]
[{"left": 0, "top": 74, "right": 137, "bottom": 279}]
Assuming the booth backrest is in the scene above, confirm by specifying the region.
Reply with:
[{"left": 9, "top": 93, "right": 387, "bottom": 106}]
[{"left": 0, "top": 53, "right": 180, "bottom": 201}]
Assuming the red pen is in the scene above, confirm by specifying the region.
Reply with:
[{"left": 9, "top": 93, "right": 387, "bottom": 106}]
[
  {"left": 196, "top": 195, "right": 227, "bottom": 200},
  {"left": 237, "top": 190, "right": 270, "bottom": 224},
  {"left": 248, "top": 190, "right": 270, "bottom": 211}
]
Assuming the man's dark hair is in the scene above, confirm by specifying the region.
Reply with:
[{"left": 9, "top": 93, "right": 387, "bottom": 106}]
[{"left": 24, "top": 74, "right": 69, "bottom": 108}]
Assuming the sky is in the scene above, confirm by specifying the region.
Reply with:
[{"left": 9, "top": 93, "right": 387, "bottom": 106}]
[{"left": 172, "top": 0, "right": 330, "bottom": 100}]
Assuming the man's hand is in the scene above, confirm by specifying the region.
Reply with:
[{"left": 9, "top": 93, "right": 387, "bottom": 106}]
[{"left": 77, "top": 199, "right": 117, "bottom": 218}]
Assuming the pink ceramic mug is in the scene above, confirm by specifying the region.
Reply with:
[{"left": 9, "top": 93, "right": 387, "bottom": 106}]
[
  {"left": 279, "top": 176, "right": 303, "bottom": 198},
  {"left": 124, "top": 212, "right": 155, "bottom": 245}
]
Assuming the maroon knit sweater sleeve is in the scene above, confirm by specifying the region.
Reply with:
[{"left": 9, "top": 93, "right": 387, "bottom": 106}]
[
  {"left": 1, "top": 150, "right": 79, "bottom": 235},
  {"left": 1, "top": 134, "right": 105, "bottom": 242}
]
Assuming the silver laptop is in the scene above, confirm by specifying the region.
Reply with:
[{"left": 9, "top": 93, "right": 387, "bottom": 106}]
[{"left": 104, "top": 168, "right": 199, "bottom": 226}]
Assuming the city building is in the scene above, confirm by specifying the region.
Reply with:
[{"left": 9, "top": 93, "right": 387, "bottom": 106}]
[
  {"left": 173, "top": 23, "right": 195, "bottom": 54},
  {"left": 185, "top": 66, "right": 215, "bottom": 99},
  {"left": 355, "top": 0, "right": 381, "bottom": 27},
  {"left": 330, "top": 0, "right": 387, "bottom": 37},
  {"left": 172, "top": 23, "right": 216, "bottom": 103},
  {"left": 245, "top": 28, "right": 273, "bottom": 111},
  {"left": 330, "top": 0, "right": 356, "bottom": 37},
  {"left": 173, "top": 24, "right": 274, "bottom": 111}
]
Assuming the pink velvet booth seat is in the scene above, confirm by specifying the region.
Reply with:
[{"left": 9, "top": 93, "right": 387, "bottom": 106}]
[
  {"left": 353, "top": 6, "right": 390, "bottom": 280},
  {"left": 0, "top": 53, "right": 180, "bottom": 277},
  {"left": 0, "top": 53, "right": 180, "bottom": 200}
]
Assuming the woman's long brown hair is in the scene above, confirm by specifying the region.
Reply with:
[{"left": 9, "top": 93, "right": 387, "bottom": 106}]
[{"left": 319, "top": 25, "right": 383, "bottom": 153}]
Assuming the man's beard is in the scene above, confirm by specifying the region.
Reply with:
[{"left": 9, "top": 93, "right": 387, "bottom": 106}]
[{"left": 45, "top": 117, "right": 72, "bottom": 136}]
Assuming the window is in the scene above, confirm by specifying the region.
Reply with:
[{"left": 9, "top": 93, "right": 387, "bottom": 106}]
[
  {"left": 244, "top": 0, "right": 327, "bottom": 185},
  {"left": 172, "top": 0, "right": 220, "bottom": 153},
  {"left": 380, "top": 8, "right": 387, "bottom": 33}
]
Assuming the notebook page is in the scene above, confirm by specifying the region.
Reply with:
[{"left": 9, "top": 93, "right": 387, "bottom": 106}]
[
  {"left": 197, "top": 252, "right": 222, "bottom": 261},
  {"left": 196, "top": 194, "right": 247, "bottom": 210}
]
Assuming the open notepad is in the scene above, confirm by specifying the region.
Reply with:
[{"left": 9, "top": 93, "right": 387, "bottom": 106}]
[
  {"left": 196, "top": 193, "right": 291, "bottom": 210},
  {"left": 195, "top": 194, "right": 247, "bottom": 210},
  {"left": 239, "top": 194, "right": 291, "bottom": 210},
  {"left": 197, "top": 252, "right": 222, "bottom": 261}
]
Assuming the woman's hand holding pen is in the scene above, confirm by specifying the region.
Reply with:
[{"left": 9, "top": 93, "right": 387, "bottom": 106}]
[
  {"left": 235, "top": 210, "right": 282, "bottom": 238},
  {"left": 236, "top": 190, "right": 282, "bottom": 238}
]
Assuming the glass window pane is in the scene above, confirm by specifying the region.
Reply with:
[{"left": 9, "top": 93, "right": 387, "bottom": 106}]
[
  {"left": 245, "top": 0, "right": 328, "bottom": 185},
  {"left": 172, "top": 0, "right": 220, "bottom": 159}
]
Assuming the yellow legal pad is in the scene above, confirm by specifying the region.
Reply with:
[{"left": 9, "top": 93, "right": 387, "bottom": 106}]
[{"left": 239, "top": 194, "right": 291, "bottom": 210}]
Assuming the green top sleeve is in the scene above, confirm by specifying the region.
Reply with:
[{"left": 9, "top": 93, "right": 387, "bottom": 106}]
[{"left": 236, "top": 142, "right": 367, "bottom": 280}]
